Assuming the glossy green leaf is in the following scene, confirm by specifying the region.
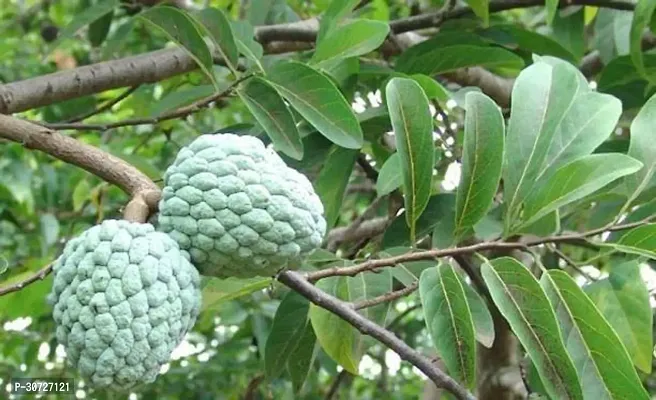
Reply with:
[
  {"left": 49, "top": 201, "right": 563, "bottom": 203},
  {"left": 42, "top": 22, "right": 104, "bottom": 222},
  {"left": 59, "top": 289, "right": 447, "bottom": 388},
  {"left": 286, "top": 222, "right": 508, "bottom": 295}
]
[
  {"left": 481, "top": 257, "right": 583, "bottom": 400},
  {"left": 88, "top": 9, "right": 114, "bottom": 47},
  {"left": 139, "top": 6, "right": 217, "bottom": 88},
  {"left": 376, "top": 152, "right": 402, "bottom": 196},
  {"left": 462, "top": 282, "right": 494, "bottom": 348},
  {"left": 624, "top": 93, "right": 656, "bottom": 200},
  {"left": 311, "top": 19, "right": 389, "bottom": 67},
  {"left": 585, "top": 260, "right": 653, "bottom": 373},
  {"left": 265, "top": 291, "right": 310, "bottom": 379},
  {"left": 201, "top": 277, "right": 271, "bottom": 311},
  {"left": 455, "top": 92, "right": 504, "bottom": 239},
  {"left": 397, "top": 45, "right": 524, "bottom": 76},
  {"left": 195, "top": 7, "right": 240, "bottom": 74},
  {"left": 317, "top": 0, "right": 360, "bottom": 42},
  {"left": 266, "top": 61, "right": 363, "bottom": 149},
  {"left": 314, "top": 146, "right": 358, "bottom": 229},
  {"left": 238, "top": 77, "right": 303, "bottom": 160},
  {"left": 519, "top": 154, "right": 642, "bottom": 230},
  {"left": 309, "top": 276, "right": 360, "bottom": 373},
  {"left": 286, "top": 323, "right": 318, "bottom": 392},
  {"left": 385, "top": 78, "right": 434, "bottom": 241},
  {"left": 48, "top": 0, "right": 119, "bottom": 53},
  {"left": 420, "top": 264, "right": 476, "bottom": 387},
  {"left": 541, "top": 270, "right": 649, "bottom": 400},
  {"left": 630, "top": 0, "right": 656, "bottom": 80}
]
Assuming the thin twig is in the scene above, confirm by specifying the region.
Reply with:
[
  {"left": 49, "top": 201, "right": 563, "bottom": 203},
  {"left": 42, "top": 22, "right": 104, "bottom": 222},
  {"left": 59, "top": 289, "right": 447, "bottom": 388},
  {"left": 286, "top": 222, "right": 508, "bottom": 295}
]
[
  {"left": 548, "top": 244, "right": 598, "bottom": 281},
  {"left": 243, "top": 374, "right": 264, "bottom": 400},
  {"left": 354, "top": 281, "right": 419, "bottom": 310},
  {"left": 64, "top": 86, "right": 140, "bottom": 123},
  {"left": 386, "top": 304, "right": 421, "bottom": 330},
  {"left": 0, "top": 263, "right": 53, "bottom": 296},
  {"left": 44, "top": 75, "right": 252, "bottom": 131},
  {"left": 324, "top": 370, "right": 350, "bottom": 400}
]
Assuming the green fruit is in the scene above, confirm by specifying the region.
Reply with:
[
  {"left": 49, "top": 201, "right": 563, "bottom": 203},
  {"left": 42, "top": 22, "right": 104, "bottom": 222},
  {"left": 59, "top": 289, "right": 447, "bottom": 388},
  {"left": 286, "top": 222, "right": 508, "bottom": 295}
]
[
  {"left": 158, "top": 133, "right": 326, "bottom": 278},
  {"left": 47, "top": 220, "right": 202, "bottom": 389}
]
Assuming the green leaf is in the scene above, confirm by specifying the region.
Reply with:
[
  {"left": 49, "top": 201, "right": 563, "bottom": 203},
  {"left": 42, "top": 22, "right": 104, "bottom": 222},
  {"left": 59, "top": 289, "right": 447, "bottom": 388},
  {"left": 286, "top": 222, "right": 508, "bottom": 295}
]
[
  {"left": 605, "top": 224, "right": 656, "bottom": 259},
  {"left": 265, "top": 61, "right": 363, "bottom": 149},
  {"left": 88, "top": 9, "right": 114, "bottom": 47},
  {"left": 541, "top": 270, "right": 649, "bottom": 400},
  {"left": 585, "top": 260, "right": 653, "bottom": 373},
  {"left": 201, "top": 276, "right": 271, "bottom": 310},
  {"left": 286, "top": 323, "right": 318, "bottom": 392},
  {"left": 238, "top": 77, "right": 303, "bottom": 160},
  {"left": 419, "top": 264, "right": 476, "bottom": 388},
  {"left": 385, "top": 78, "right": 434, "bottom": 241},
  {"left": 317, "top": 0, "right": 361, "bottom": 42},
  {"left": 376, "top": 152, "right": 402, "bottom": 196},
  {"left": 519, "top": 154, "right": 642, "bottom": 230},
  {"left": 623, "top": 93, "right": 656, "bottom": 200},
  {"left": 150, "top": 85, "right": 215, "bottom": 116},
  {"left": 101, "top": 19, "right": 134, "bottom": 59},
  {"left": 504, "top": 59, "right": 596, "bottom": 231},
  {"left": 383, "top": 194, "right": 456, "bottom": 248},
  {"left": 231, "top": 20, "right": 264, "bottom": 71},
  {"left": 139, "top": 6, "right": 218, "bottom": 88},
  {"left": 478, "top": 25, "right": 576, "bottom": 64},
  {"left": 265, "top": 291, "right": 310, "bottom": 379},
  {"left": 309, "top": 276, "right": 360, "bottom": 373},
  {"left": 481, "top": 257, "right": 583, "bottom": 400},
  {"left": 545, "top": 0, "right": 558, "bottom": 25},
  {"left": 314, "top": 146, "right": 358, "bottom": 229},
  {"left": 455, "top": 92, "right": 504, "bottom": 239},
  {"left": 348, "top": 269, "right": 393, "bottom": 329},
  {"left": 72, "top": 180, "right": 91, "bottom": 212},
  {"left": 48, "top": 0, "right": 119, "bottom": 53},
  {"left": 462, "top": 282, "right": 494, "bottom": 348},
  {"left": 551, "top": 8, "right": 585, "bottom": 61},
  {"left": 409, "top": 74, "right": 451, "bottom": 102},
  {"left": 630, "top": 0, "right": 656, "bottom": 81},
  {"left": 194, "top": 7, "right": 240, "bottom": 74},
  {"left": 311, "top": 19, "right": 390, "bottom": 67},
  {"left": 465, "top": 0, "right": 489, "bottom": 25},
  {"left": 39, "top": 213, "right": 60, "bottom": 248}
]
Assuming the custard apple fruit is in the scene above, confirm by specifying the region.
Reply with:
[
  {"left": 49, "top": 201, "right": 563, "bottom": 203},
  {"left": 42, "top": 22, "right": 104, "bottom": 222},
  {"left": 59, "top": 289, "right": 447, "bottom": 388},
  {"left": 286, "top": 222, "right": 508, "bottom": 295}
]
[
  {"left": 46, "top": 220, "right": 202, "bottom": 389},
  {"left": 157, "top": 133, "right": 326, "bottom": 278}
]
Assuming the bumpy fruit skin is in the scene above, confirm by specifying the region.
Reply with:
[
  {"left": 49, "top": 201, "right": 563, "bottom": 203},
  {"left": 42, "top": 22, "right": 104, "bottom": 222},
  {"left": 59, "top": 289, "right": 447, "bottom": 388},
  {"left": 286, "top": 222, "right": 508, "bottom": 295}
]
[
  {"left": 158, "top": 133, "right": 326, "bottom": 278},
  {"left": 46, "top": 220, "right": 202, "bottom": 390}
]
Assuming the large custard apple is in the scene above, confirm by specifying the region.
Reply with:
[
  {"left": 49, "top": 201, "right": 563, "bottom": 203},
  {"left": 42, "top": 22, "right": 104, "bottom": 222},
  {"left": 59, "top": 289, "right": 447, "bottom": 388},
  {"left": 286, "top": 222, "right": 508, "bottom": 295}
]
[
  {"left": 157, "top": 133, "right": 326, "bottom": 278},
  {"left": 46, "top": 220, "right": 202, "bottom": 389}
]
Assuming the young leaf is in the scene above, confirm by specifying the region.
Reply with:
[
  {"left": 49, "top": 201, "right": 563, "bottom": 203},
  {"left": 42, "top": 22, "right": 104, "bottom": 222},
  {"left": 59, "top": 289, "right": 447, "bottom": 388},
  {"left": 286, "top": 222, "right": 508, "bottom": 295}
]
[
  {"left": 314, "top": 146, "right": 358, "bottom": 229},
  {"left": 47, "top": 0, "right": 119, "bottom": 54},
  {"left": 461, "top": 282, "right": 494, "bottom": 348},
  {"left": 238, "top": 77, "right": 303, "bottom": 160},
  {"left": 541, "top": 270, "right": 649, "bottom": 400},
  {"left": 265, "top": 61, "right": 363, "bottom": 149},
  {"left": 139, "top": 6, "right": 217, "bottom": 88},
  {"left": 419, "top": 264, "right": 476, "bottom": 388},
  {"left": 481, "top": 257, "right": 583, "bottom": 400},
  {"left": 455, "top": 92, "right": 504, "bottom": 239},
  {"left": 623, "top": 93, "right": 656, "bottom": 201},
  {"left": 630, "top": 0, "right": 656, "bottom": 80},
  {"left": 264, "top": 291, "right": 310, "bottom": 379},
  {"left": 309, "top": 276, "right": 360, "bottom": 374},
  {"left": 310, "top": 19, "right": 390, "bottom": 67},
  {"left": 519, "top": 154, "right": 643, "bottom": 230},
  {"left": 585, "top": 260, "right": 653, "bottom": 373},
  {"left": 385, "top": 78, "right": 434, "bottom": 241},
  {"left": 504, "top": 60, "right": 592, "bottom": 231},
  {"left": 194, "top": 7, "right": 240, "bottom": 74},
  {"left": 376, "top": 153, "right": 402, "bottom": 196},
  {"left": 605, "top": 224, "right": 656, "bottom": 259},
  {"left": 286, "top": 323, "right": 318, "bottom": 392},
  {"left": 201, "top": 276, "right": 271, "bottom": 311}
]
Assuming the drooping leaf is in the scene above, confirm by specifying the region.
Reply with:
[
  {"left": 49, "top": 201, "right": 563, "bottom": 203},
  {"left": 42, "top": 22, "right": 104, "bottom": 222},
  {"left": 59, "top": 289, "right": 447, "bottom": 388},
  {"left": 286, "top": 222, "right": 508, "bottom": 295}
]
[
  {"left": 88, "top": 9, "right": 114, "bottom": 47},
  {"left": 623, "top": 93, "right": 656, "bottom": 201},
  {"left": 265, "top": 291, "right": 311, "bottom": 379},
  {"left": 455, "top": 92, "right": 504, "bottom": 239},
  {"left": 238, "top": 77, "right": 303, "bottom": 160},
  {"left": 314, "top": 146, "right": 358, "bottom": 229},
  {"left": 286, "top": 323, "right": 318, "bottom": 392},
  {"left": 630, "top": 0, "right": 656, "bottom": 80},
  {"left": 376, "top": 152, "right": 402, "bottom": 196},
  {"left": 481, "top": 257, "right": 583, "bottom": 400},
  {"left": 201, "top": 276, "right": 271, "bottom": 310},
  {"left": 419, "top": 264, "right": 476, "bottom": 388},
  {"left": 461, "top": 282, "right": 494, "bottom": 348},
  {"left": 519, "top": 154, "right": 642, "bottom": 230},
  {"left": 195, "top": 7, "right": 240, "bottom": 74},
  {"left": 231, "top": 20, "right": 264, "bottom": 71},
  {"left": 541, "top": 270, "right": 649, "bottom": 400},
  {"left": 266, "top": 61, "right": 363, "bottom": 149},
  {"left": 311, "top": 19, "right": 390, "bottom": 67},
  {"left": 585, "top": 260, "right": 653, "bottom": 373},
  {"left": 139, "top": 6, "right": 218, "bottom": 88},
  {"left": 309, "top": 276, "right": 360, "bottom": 373},
  {"left": 48, "top": 0, "right": 119, "bottom": 53},
  {"left": 385, "top": 77, "right": 434, "bottom": 241}
]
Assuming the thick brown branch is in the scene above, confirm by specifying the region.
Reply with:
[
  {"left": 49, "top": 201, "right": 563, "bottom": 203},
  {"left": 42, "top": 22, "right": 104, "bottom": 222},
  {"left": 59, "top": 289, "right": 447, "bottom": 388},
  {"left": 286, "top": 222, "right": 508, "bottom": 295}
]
[{"left": 278, "top": 270, "right": 477, "bottom": 400}]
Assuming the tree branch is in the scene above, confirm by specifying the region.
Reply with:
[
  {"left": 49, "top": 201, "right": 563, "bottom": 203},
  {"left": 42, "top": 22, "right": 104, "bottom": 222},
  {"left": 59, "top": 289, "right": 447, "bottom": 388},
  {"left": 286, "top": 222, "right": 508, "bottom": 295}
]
[
  {"left": 277, "top": 270, "right": 477, "bottom": 400},
  {"left": 64, "top": 85, "right": 140, "bottom": 123},
  {"left": 0, "top": 263, "right": 53, "bottom": 297},
  {"left": 354, "top": 281, "right": 419, "bottom": 310}
]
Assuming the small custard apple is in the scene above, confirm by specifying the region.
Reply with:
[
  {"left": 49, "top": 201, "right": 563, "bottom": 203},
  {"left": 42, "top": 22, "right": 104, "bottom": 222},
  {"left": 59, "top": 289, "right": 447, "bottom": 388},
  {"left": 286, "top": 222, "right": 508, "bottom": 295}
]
[
  {"left": 46, "top": 220, "right": 202, "bottom": 389},
  {"left": 157, "top": 133, "right": 326, "bottom": 278}
]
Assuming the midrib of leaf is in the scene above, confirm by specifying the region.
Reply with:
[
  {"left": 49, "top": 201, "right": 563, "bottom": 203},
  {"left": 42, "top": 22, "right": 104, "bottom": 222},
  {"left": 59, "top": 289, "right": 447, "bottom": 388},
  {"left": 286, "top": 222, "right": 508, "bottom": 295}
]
[
  {"left": 240, "top": 90, "right": 296, "bottom": 151},
  {"left": 438, "top": 269, "right": 471, "bottom": 384},
  {"left": 489, "top": 269, "right": 569, "bottom": 396},
  {"left": 456, "top": 103, "right": 481, "bottom": 232},
  {"left": 391, "top": 89, "right": 418, "bottom": 241}
]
